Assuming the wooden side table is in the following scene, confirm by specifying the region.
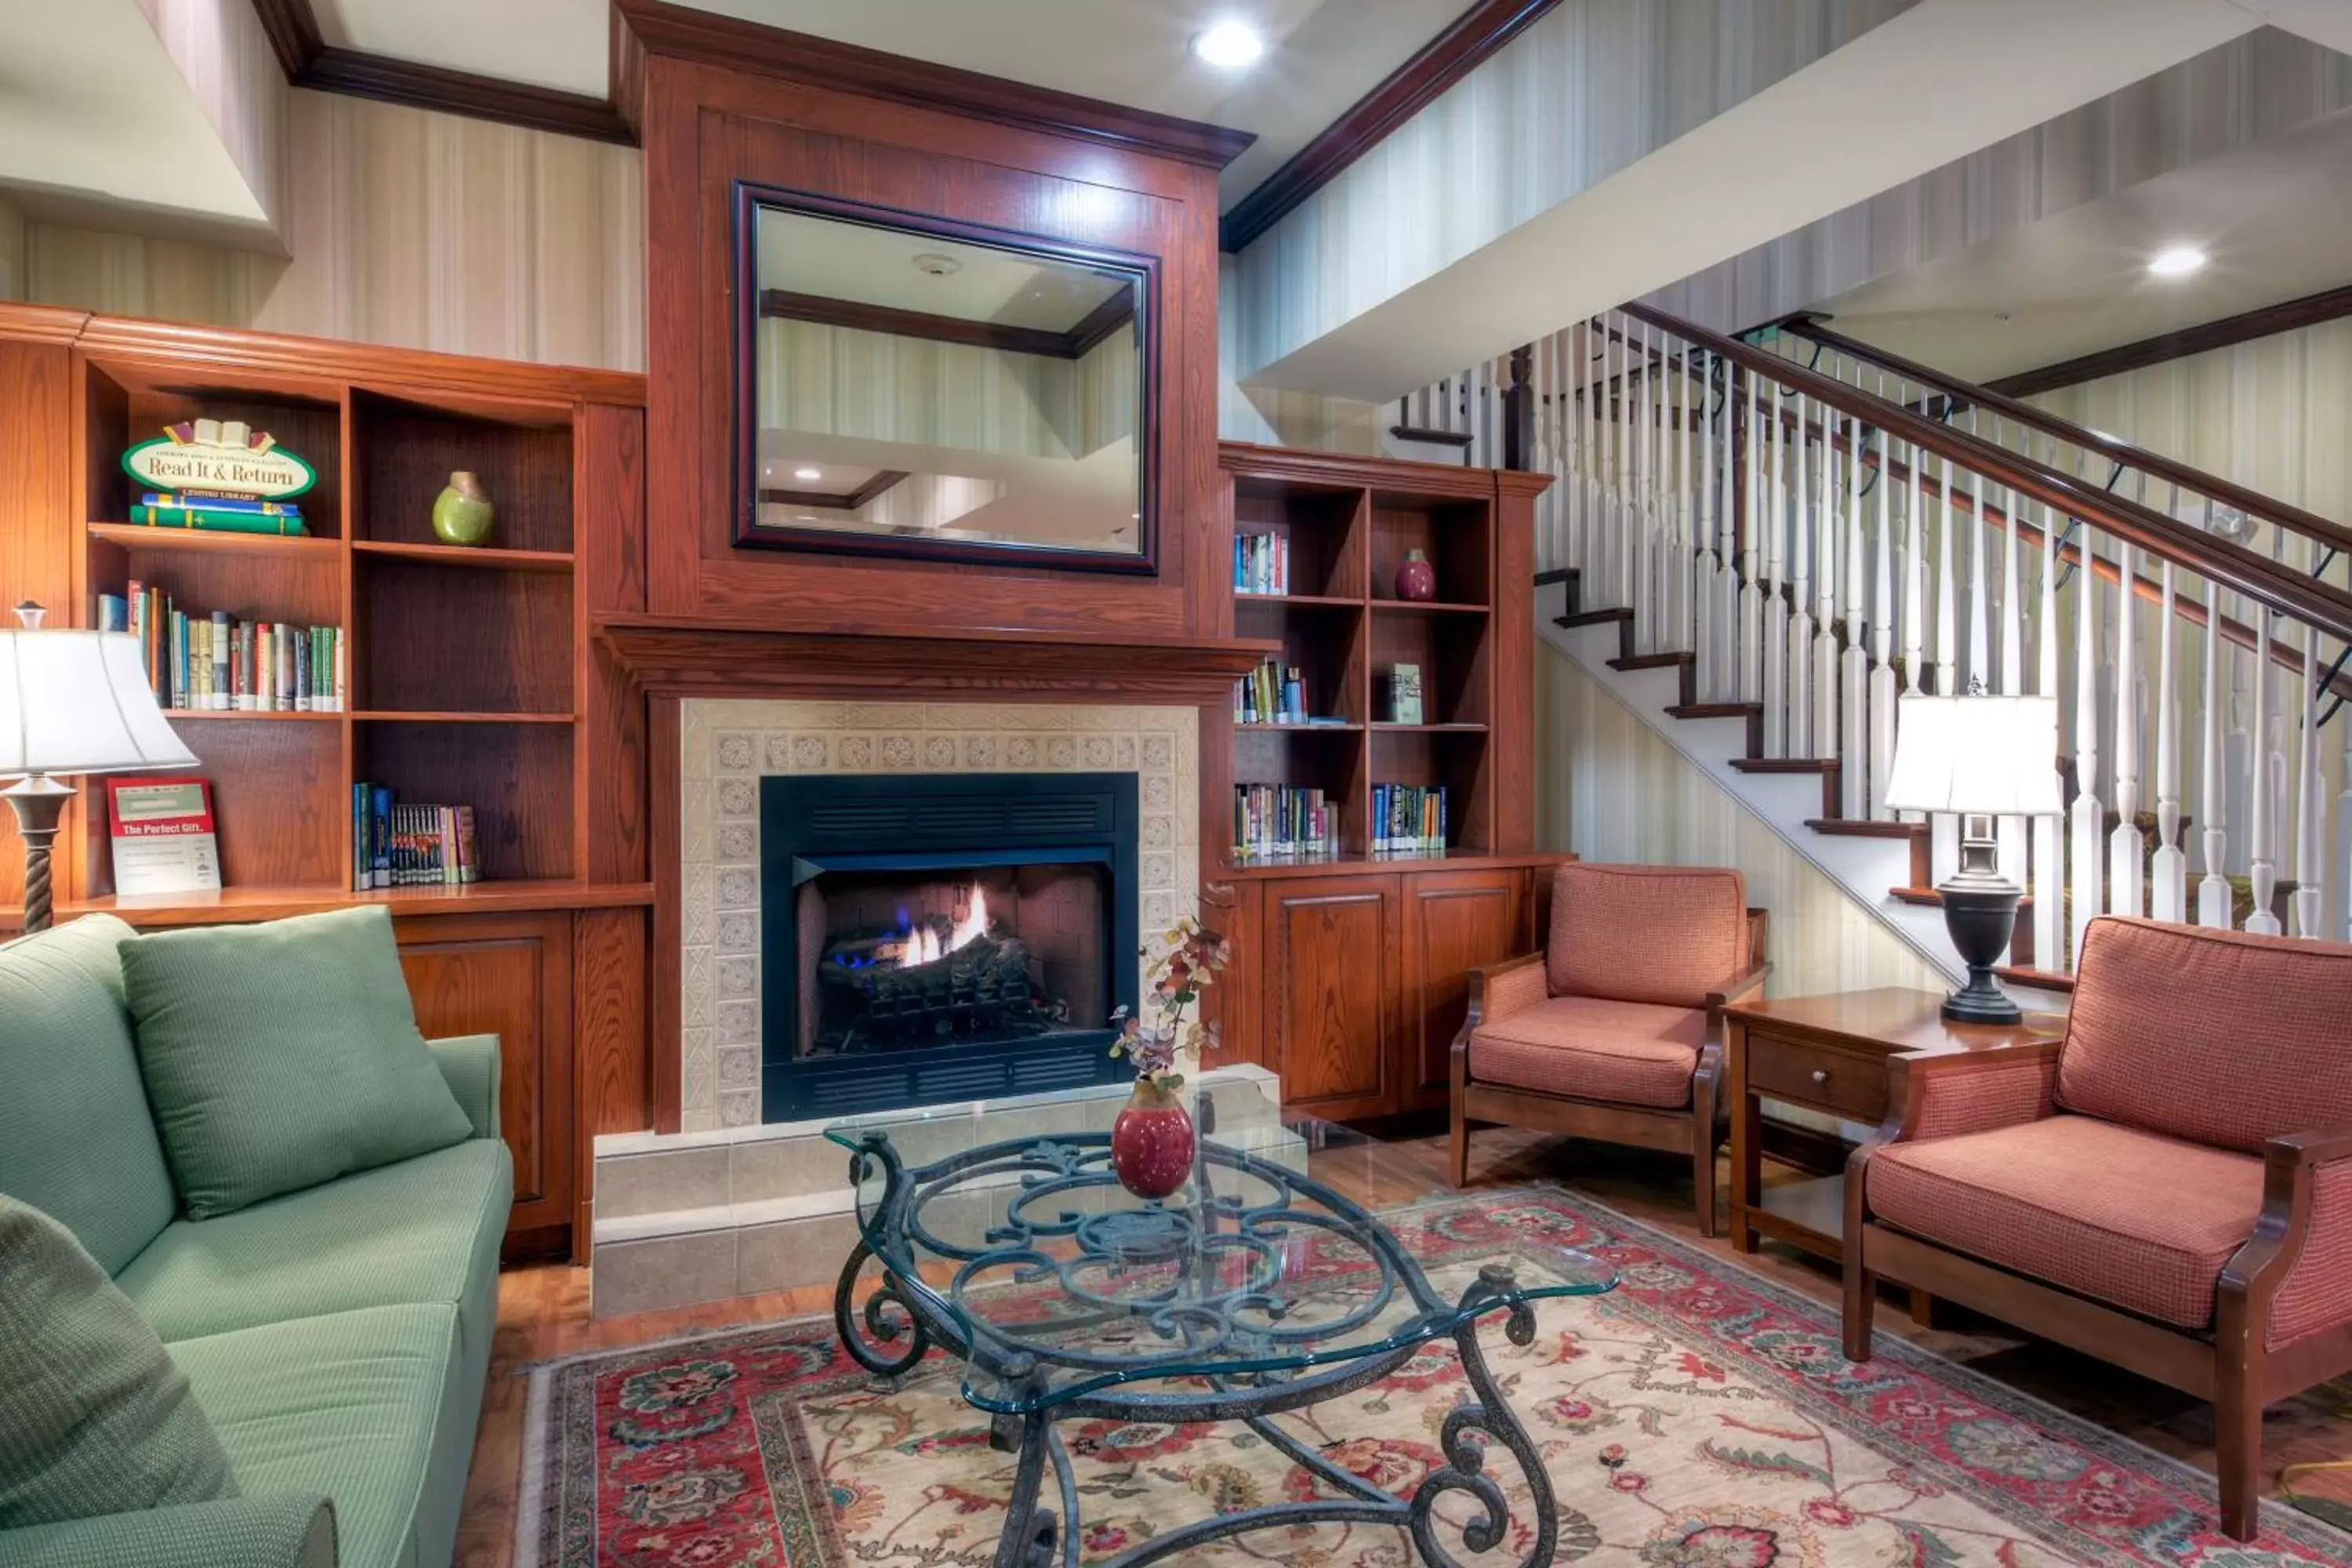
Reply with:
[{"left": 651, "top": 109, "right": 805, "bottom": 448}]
[{"left": 1724, "top": 988, "right": 2064, "bottom": 1260}]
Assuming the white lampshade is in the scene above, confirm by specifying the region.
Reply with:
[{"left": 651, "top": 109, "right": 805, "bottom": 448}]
[
  {"left": 0, "top": 627, "right": 198, "bottom": 776},
  {"left": 1882, "top": 695, "right": 2063, "bottom": 817}
]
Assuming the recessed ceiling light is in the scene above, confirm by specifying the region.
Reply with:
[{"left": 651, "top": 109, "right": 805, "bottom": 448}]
[
  {"left": 1192, "top": 20, "right": 1265, "bottom": 68},
  {"left": 794, "top": 466, "right": 822, "bottom": 481},
  {"left": 2149, "top": 245, "right": 2207, "bottom": 278},
  {"left": 910, "top": 252, "right": 962, "bottom": 277}
]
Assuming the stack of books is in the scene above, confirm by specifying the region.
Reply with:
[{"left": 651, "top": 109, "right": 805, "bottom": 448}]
[
  {"left": 1234, "top": 531, "right": 1290, "bottom": 595},
  {"left": 1236, "top": 658, "right": 1305, "bottom": 724},
  {"left": 99, "top": 585, "right": 343, "bottom": 713},
  {"left": 126, "top": 491, "right": 308, "bottom": 537},
  {"left": 1233, "top": 784, "right": 1333, "bottom": 861},
  {"left": 351, "top": 786, "right": 481, "bottom": 889},
  {"left": 1372, "top": 784, "right": 1447, "bottom": 856}
]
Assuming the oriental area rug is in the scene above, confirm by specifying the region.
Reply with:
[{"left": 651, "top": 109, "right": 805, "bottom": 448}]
[{"left": 517, "top": 1189, "right": 2352, "bottom": 1568}]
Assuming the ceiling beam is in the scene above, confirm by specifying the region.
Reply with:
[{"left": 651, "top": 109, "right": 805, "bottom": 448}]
[
  {"left": 250, "top": 0, "right": 631, "bottom": 143},
  {"left": 1982, "top": 281, "right": 2352, "bottom": 399},
  {"left": 1219, "top": 0, "right": 1564, "bottom": 254},
  {"left": 760, "top": 289, "right": 1130, "bottom": 361}
]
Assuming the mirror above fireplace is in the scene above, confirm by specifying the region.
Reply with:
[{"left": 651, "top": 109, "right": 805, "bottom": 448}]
[{"left": 736, "top": 191, "right": 1158, "bottom": 572}]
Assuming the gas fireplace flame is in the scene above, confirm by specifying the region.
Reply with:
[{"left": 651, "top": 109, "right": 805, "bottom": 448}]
[{"left": 896, "top": 883, "right": 990, "bottom": 969}]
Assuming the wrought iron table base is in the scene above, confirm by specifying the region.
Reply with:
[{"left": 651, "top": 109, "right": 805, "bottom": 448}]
[{"left": 833, "top": 1242, "right": 1559, "bottom": 1568}]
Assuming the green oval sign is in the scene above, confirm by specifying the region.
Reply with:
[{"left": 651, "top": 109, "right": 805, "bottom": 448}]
[{"left": 123, "top": 429, "right": 316, "bottom": 499}]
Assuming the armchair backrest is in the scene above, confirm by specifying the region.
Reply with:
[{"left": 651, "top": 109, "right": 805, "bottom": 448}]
[
  {"left": 2058, "top": 916, "right": 2352, "bottom": 1154},
  {"left": 1547, "top": 862, "right": 1750, "bottom": 1009}
]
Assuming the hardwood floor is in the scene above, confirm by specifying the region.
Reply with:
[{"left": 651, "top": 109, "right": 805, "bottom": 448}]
[{"left": 456, "top": 1126, "right": 2352, "bottom": 1566}]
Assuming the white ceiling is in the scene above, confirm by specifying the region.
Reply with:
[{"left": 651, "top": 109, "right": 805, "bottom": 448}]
[
  {"left": 756, "top": 208, "right": 1127, "bottom": 329},
  {"left": 310, "top": 0, "right": 1469, "bottom": 205},
  {"left": 1816, "top": 105, "right": 2352, "bottom": 384}
]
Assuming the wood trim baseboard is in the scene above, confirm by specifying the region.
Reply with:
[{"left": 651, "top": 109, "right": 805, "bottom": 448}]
[{"left": 1220, "top": 0, "right": 1564, "bottom": 252}]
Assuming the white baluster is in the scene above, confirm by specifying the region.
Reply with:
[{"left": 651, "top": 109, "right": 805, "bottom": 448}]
[
  {"left": 1869, "top": 376, "right": 1897, "bottom": 819},
  {"left": 1635, "top": 325, "right": 1655, "bottom": 649},
  {"left": 1616, "top": 320, "right": 1633, "bottom": 613},
  {"left": 1678, "top": 343, "right": 1697, "bottom": 656},
  {"left": 1930, "top": 449, "right": 1960, "bottom": 886},
  {"left": 1903, "top": 435, "right": 1925, "bottom": 695},
  {"left": 1693, "top": 350, "right": 1715, "bottom": 694},
  {"left": 2196, "top": 568, "right": 2233, "bottom": 927},
  {"left": 2071, "top": 517, "right": 2104, "bottom": 964},
  {"left": 2293, "top": 606, "right": 2322, "bottom": 938},
  {"left": 1965, "top": 412, "right": 1990, "bottom": 690},
  {"left": 1813, "top": 396, "right": 1840, "bottom": 764},
  {"left": 2246, "top": 599, "right": 2282, "bottom": 935},
  {"left": 1788, "top": 387, "right": 1815, "bottom": 757},
  {"left": 1989, "top": 419, "right": 2027, "bottom": 908},
  {"left": 2107, "top": 481, "right": 2143, "bottom": 918},
  {"left": 1718, "top": 354, "right": 1740, "bottom": 702},
  {"left": 1763, "top": 378, "right": 1789, "bottom": 758},
  {"left": 1841, "top": 383, "right": 1868, "bottom": 815},
  {"left": 2149, "top": 485, "right": 2187, "bottom": 922},
  {"left": 2034, "top": 450, "right": 2063, "bottom": 968},
  {"left": 1739, "top": 368, "right": 1762, "bottom": 709}
]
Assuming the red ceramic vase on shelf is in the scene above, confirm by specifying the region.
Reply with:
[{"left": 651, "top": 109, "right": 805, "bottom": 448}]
[
  {"left": 1111, "top": 1079, "right": 1195, "bottom": 1200},
  {"left": 1394, "top": 548, "right": 1436, "bottom": 601}
]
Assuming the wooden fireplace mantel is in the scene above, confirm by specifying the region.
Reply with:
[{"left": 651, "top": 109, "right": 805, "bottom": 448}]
[{"left": 595, "top": 615, "right": 1276, "bottom": 700}]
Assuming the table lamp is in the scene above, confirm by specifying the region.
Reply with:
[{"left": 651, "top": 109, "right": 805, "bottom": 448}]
[
  {"left": 0, "top": 602, "right": 197, "bottom": 933},
  {"left": 1882, "top": 691, "right": 2063, "bottom": 1023}
]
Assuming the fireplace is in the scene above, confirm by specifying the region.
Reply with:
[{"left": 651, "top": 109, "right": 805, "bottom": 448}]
[{"left": 759, "top": 771, "right": 1139, "bottom": 1120}]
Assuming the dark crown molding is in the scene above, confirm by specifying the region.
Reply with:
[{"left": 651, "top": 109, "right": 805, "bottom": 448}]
[
  {"left": 610, "top": 0, "right": 1254, "bottom": 170},
  {"left": 1219, "top": 0, "right": 1565, "bottom": 253},
  {"left": 252, "top": 0, "right": 632, "bottom": 144},
  {"left": 1983, "top": 281, "right": 2352, "bottom": 399},
  {"left": 761, "top": 289, "right": 1131, "bottom": 361}
]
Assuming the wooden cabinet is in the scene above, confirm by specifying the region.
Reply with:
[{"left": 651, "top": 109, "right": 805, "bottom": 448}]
[
  {"left": 1401, "top": 869, "right": 1532, "bottom": 1108},
  {"left": 1214, "top": 858, "right": 1559, "bottom": 1121}
]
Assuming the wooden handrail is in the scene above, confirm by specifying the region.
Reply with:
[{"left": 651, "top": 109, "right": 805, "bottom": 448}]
[
  {"left": 1780, "top": 314, "right": 2352, "bottom": 562},
  {"left": 1618, "top": 301, "right": 2352, "bottom": 645}
]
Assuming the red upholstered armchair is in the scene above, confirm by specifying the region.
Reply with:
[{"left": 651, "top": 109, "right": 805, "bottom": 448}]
[
  {"left": 1450, "top": 862, "right": 1769, "bottom": 1233},
  {"left": 1844, "top": 915, "right": 2352, "bottom": 1541}
]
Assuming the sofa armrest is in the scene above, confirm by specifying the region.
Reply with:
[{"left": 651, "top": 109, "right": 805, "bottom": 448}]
[
  {"left": 426, "top": 1033, "right": 502, "bottom": 1141},
  {"left": 2238, "top": 1124, "right": 2352, "bottom": 1350},
  {"left": 1881, "top": 1038, "right": 2062, "bottom": 1145},
  {"left": 0, "top": 1494, "right": 336, "bottom": 1568},
  {"left": 1465, "top": 952, "right": 1547, "bottom": 1029}
]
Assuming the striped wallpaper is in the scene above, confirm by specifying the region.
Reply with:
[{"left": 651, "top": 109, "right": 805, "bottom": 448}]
[{"left": 3, "top": 91, "right": 644, "bottom": 372}]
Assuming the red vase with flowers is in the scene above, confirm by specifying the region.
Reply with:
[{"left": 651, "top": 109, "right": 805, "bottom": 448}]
[{"left": 1108, "top": 916, "right": 1231, "bottom": 1200}]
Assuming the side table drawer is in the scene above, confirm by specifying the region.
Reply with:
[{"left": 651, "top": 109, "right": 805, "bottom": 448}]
[{"left": 1747, "top": 1033, "right": 1887, "bottom": 1122}]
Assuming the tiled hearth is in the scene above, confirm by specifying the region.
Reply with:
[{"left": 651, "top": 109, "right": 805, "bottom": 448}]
[{"left": 677, "top": 699, "right": 1200, "bottom": 1133}]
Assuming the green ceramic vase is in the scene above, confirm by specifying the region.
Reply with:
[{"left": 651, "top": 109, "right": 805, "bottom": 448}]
[{"left": 430, "top": 470, "right": 495, "bottom": 547}]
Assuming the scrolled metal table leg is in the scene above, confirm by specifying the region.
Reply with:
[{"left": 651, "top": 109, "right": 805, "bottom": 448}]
[
  {"left": 833, "top": 1240, "right": 929, "bottom": 1385},
  {"left": 993, "top": 1411, "right": 1058, "bottom": 1568},
  {"left": 1407, "top": 1265, "right": 1557, "bottom": 1568}
]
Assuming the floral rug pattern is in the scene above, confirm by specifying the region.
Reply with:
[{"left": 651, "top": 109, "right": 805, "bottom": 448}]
[{"left": 520, "top": 1189, "right": 2352, "bottom": 1567}]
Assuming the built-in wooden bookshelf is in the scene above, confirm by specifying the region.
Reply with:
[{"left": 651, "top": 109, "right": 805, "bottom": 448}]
[
  {"left": 66, "top": 342, "right": 636, "bottom": 909},
  {"left": 1222, "top": 445, "right": 1537, "bottom": 866}
]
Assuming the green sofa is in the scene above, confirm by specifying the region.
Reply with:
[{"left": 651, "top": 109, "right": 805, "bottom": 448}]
[{"left": 0, "top": 915, "right": 514, "bottom": 1568}]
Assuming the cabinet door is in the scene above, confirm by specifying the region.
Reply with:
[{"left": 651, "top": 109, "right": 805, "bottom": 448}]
[
  {"left": 394, "top": 911, "right": 574, "bottom": 1240},
  {"left": 1265, "top": 875, "right": 1401, "bottom": 1119},
  {"left": 1200, "top": 878, "right": 1266, "bottom": 1071},
  {"left": 1402, "top": 869, "right": 1532, "bottom": 1108}
]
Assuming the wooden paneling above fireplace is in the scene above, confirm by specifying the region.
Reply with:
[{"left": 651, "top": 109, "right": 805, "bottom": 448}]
[{"left": 615, "top": 0, "right": 1248, "bottom": 644}]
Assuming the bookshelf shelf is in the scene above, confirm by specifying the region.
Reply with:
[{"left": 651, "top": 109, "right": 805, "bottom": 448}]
[
  {"left": 1371, "top": 722, "right": 1488, "bottom": 733},
  {"left": 1370, "top": 600, "right": 1490, "bottom": 617},
  {"left": 351, "top": 540, "right": 575, "bottom": 572},
  {"left": 65, "top": 879, "right": 655, "bottom": 927},
  {"left": 351, "top": 710, "right": 576, "bottom": 725},
  {"left": 1238, "top": 720, "right": 1364, "bottom": 732},
  {"left": 1234, "top": 592, "right": 1362, "bottom": 610},
  {"left": 89, "top": 524, "right": 337, "bottom": 559},
  {"left": 161, "top": 710, "right": 342, "bottom": 722}
]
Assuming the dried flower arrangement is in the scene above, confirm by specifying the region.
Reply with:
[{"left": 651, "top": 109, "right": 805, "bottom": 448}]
[{"left": 1109, "top": 916, "right": 1231, "bottom": 1092}]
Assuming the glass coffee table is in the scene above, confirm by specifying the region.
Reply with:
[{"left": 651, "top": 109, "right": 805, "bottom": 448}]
[{"left": 823, "top": 1077, "right": 1616, "bottom": 1568}]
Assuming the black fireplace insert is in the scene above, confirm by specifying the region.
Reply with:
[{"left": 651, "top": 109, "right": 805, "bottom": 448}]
[{"left": 759, "top": 771, "right": 1139, "bottom": 1121}]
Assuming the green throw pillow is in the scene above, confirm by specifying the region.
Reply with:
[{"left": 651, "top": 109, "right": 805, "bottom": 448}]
[
  {"left": 122, "top": 906, "right": 475, "bottom": 1218},
  {"left": 0, "top": 1195, "right": 240, "bottom": 1527}
]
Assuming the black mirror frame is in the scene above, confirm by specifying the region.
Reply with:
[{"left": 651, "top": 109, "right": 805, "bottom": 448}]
[{"left": 731, "top": 181, "right": 1162, "bottom": 576}]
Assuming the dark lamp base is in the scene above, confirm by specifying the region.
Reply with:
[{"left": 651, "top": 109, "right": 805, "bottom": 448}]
[{"left": 1936, "top": 818, "right": 2024, "bottom": 1025}]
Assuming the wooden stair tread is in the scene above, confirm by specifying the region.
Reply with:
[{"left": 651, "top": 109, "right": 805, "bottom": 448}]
[
  {"left": 1806, "top": 818, "right": 1924, "bottom": 838},
  {"left": 1666, "top": 702, "right": 1762, "bottom": 718},
  {"left": 1728, "top": 757, "right": 1839, "bottom": 774},
  {"left": 1532, "top": 567, "right": 1577, "bottom": 587},
  {"left": 1607, "top": 652, "right": 1695, "bottom": 671},
  {"left": 1555, "top": 608, "right": 1633, "bottom": 628}
]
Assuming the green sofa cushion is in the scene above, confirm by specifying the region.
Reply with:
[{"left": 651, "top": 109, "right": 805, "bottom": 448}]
[
  {"left": 119, "top": 1139, "right": 512, "bottom": 1364},
  {"left": 0, "top": 1494, "right": 336, "bottom": 1568},
  {"left": 122, "top": 906, "right": 475, "bottom": 1218},
  {"left": 170, "top": 1304, "right": 471, "bottom": 1568},
  {"left": 0, "top": 915, "right": 178, "bottom": 1274},
  {"left": 0, "top": 1196, "right": 239, "bottom": 1530}
]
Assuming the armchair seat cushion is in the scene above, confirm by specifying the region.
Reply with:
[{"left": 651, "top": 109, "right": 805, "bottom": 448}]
[
  {"left": 1870, "top": 1115, "right": 2262, "bottom": 1329},
  {"left": 1469, "top": 996, "right": 1707, "bottom": 1109}
]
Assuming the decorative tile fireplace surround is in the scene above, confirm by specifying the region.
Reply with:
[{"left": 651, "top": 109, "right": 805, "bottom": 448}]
[{"left": 677, "top": 698, "right": 1200, "bottom": 1133}]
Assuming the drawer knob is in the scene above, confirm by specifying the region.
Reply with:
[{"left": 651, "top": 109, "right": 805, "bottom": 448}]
[{"left": 1810, "top": 1069, "right": 1829, "bottom": 1084}]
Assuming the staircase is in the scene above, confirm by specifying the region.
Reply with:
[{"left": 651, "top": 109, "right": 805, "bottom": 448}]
[{"left": 1413, "top": 304, "right": 2352, "bottom": 985}]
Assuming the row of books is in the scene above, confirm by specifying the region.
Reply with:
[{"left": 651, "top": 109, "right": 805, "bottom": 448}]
[
  {"left": 1232, "top": 784, "right": 1334, "bottom": 861},
  {"left": 1234, "top": 531, "right": 1291, "bottom": 595},
  {"left": 1236, "top": 658, "right": 1316, "bottom": 726},
  {"left": 125, "top": 491, "right": 309, "bottom": 537},
  {"left": 1374, "top": 783, "right": 1449, "bottom": 856},
  {"left": 98, "top": 585, "right": 344, "bottom": 712},
  {"left": 352, "top": 787, "right": 481, "bottom": 888}
]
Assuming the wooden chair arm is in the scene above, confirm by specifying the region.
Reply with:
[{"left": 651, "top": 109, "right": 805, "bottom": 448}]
[
  {"left": 1848, "top": 1038, "right": 2065, "bottom": 1237},
  {"left": 1704, "top": 962, "right": 1770, "bottom": 1022},
  {"left": 2269, "top": 1124, "right": 2352, "bottom": 1167},
  {"left": 2220, "top": 1120, "right": 2352, "bottom": 1345},
  {"left": 1454, "top": 951, "right": 1547, "bottom": 1086}
]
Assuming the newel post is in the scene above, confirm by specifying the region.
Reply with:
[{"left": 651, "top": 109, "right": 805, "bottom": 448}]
[{"left": 1501, "top": 343, "right": 1535, "bottom": 471}]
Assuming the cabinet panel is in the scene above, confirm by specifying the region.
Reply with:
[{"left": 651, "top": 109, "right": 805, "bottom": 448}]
[
  {"left": 1402, "top": 869, "right": 1530, "bottom": 1108},
  {"left": 1266, "top": 875, "right": 1399, "bottom": 1118},
  {"left": 1200, "top": 877, "right": 1265, "bottom": 1073},
  {"left": 394, "top": 911, "right": 573, "bottom": 1238}
]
